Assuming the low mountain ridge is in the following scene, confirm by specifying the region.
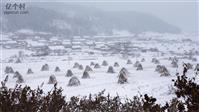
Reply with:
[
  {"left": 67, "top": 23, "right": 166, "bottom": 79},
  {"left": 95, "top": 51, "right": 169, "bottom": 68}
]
[{"left": 2, "top": 6, "right": 181, "bottom": 36}]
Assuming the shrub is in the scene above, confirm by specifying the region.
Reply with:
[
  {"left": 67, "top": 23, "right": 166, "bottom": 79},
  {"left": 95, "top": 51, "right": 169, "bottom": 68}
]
[
  {"left": 173, "top": 67, "right": 199, "bottom": 111},
  {"left": 0, "top": 66, "right": 198, "bottom": 112}
]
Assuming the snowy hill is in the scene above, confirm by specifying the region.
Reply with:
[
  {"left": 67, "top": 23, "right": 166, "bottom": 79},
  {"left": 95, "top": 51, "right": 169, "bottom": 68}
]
[{"left": 2, "top": 6, "right": 181, "bottom": 36}]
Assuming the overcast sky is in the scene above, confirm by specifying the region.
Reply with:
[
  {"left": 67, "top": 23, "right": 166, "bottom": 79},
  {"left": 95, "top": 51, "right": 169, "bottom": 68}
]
[
  {"left": 65, "top": 0, "right": 198, "bottom": 33},
  {"left": 98, "top": 2, "right": 198, "bottom": 33},
  {"left": 3, "top": 0, "right": 198, "bottom": 33}
]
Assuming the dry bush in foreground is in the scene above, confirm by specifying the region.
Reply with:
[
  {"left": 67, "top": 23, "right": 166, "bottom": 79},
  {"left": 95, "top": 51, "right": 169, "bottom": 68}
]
[{"left": 0, "top": 66, "right": 199, "bottom": 112}]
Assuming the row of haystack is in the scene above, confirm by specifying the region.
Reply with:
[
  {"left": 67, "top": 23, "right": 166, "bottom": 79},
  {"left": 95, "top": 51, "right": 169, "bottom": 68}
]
[
  {"left": 3, "top": 67, "right": 129, "bottom": 88},
  {"left": 4, "top": 66, "right": 129, "bottom": 85},
  {"left": 3, "top": 59, "right": 143, "bottom": 84},
  {"left": 48, "top": 67, "right": 129, "bottom": 86},
  {"left": 34, "top": 59, "right": 145, "bottom": 74},
  {"left": 7, "top": 58, "right": 197, "bottom": 85}
]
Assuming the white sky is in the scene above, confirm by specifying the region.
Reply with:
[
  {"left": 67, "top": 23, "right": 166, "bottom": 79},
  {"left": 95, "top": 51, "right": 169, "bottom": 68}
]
[
  {"left": 1, "top": 0, "right": 199, "bottom": 33},
  {"left": 69, "top": 0, "right": 198, "bottom": 33}
]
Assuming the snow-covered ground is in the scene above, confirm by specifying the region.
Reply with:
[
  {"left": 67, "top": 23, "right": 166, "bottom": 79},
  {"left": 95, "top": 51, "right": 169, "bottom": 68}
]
[{"left": 1, "top": 32, "right": 199, "bottom": 104}]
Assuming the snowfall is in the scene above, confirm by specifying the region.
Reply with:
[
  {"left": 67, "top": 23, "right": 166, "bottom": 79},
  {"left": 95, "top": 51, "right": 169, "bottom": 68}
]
[{"left": 0, "top": 31, "right": 199, "bottom": 105}]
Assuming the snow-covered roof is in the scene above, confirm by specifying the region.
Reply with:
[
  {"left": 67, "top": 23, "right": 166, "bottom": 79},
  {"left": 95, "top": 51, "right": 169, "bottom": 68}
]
[
  {"left": 26, "top": 40, "right": 45, "bottom": 46},
  {"left": 72, "top": 42, "right": 82, "bottom": 45},
  {"left": 72, "top": 45, "right": 81, "bottom": 49},
  {"left": 62, "top": 41, "right": 71, "bottom": 45},
  {"left": 6, "top": 40, "right": 17, "bottom": 44},
  {"left": 50, "top": 37, "right": 59, "bottom": 41},
  {"left": 49, "top": 46, "right": 65, "bottom": 50},
  {"left": 16, "top": 29, "right": 35, "bottom": 35}
]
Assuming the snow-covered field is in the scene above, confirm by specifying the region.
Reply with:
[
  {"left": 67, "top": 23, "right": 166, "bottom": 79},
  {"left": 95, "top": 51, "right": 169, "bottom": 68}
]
[{"left": 1, "top": 32, "right": 199, "bottom": 104}]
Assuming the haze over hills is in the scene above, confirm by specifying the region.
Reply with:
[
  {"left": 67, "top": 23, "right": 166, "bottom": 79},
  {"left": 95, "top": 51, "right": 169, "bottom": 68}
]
[
  {"left": 2, "top": 5, "right": 181, "bottom": 36},
  {"left": 1, "top": 2, "right": 199, "bottom": 111}
]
